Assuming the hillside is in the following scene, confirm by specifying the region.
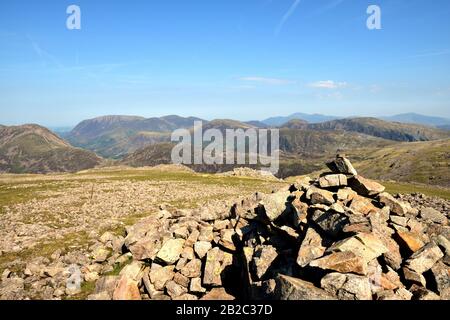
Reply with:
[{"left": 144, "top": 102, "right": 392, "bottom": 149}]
[
  {"left": 351, "top": 139, "right": 450, "bottom": 187},
  {"left": 279, "top": 119, "right": 308, "bottom": 129},
  {"left": 0, "top": 124, "right": 102, "bottom": 174},
  {"left": 123, "top": 129, "right": 397, "bottom": 176},
  {"left": 308, "top": 117, "right": 449, "bottom": 141}
]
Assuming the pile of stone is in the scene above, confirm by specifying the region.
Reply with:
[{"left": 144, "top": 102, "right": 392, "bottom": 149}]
[{"left": 87, "top": 155, "right": 449, "bottom": 300}]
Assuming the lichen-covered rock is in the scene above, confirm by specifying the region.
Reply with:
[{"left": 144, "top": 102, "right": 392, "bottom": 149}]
[
  {"left": 348, "top": 176, "right": 385, "bottom": 197},
  {"left": 252, "top": 245, "right": 278, "bottom": 280},
  {"left": 326, "top": 155, "right": 358, "bottom": 176},
  {"left": 321, "top": 273, "right": 372, "bottom": 300},
  {"left": 319, "top": 174, "right": 348, "bottom": 188},
  {"left": 112, "top": 276, "right": 141, "bottom": 300},
  {"left": 405, "top": 242, "right": 444, "bottom": 274},
  {"left": 296, "top": 227, "right": 326, "bottom": 267},
  {"left": 156, "top": 239, "right": 185, "bottom": 265},
  {"left": 327, "top": 233, "right": 388, "bottom": 263},
  {"left": 275, "top": 274, "right": 335, "bottom": 300},
  {"left": 310, "top": 251, "right": 368, "bottom": 275},
  {"left": 203, "top": 247, "right": 233, "bottom": 286},
  {"left": 194, "top": 241, "right": 212, "bottom": 259},
  {"left": 420, "top": 207, "right": 448, "bottom": 225},
  {"left": 378, "top": 193, "right": 411, "bottom": 216}
]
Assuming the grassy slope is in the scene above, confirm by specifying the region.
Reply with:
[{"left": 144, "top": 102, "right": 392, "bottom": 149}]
[
  {"left": 0, "top": 125, "right": 102, "bottom": 173},
  {"left": 349, "top": 139, "right": 450, "bottom": 187}
]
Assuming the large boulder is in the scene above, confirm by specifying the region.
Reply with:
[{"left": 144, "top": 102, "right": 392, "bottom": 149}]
[
  {"left": 257, "top": 191, "right": 291, "bottom": 221},
  {"left": 156, "top": 239, "right": 185, "bottom": 265},
  {"left": 296, "top": 227, "right": 326, "bottom": 267},
  {"left": 252, "top": 245, "right": 278, "bottom": 280},
  {"left": 378, "top": 193, "right": 411, "bottom": 216},
  {"left": 348, "top": 176, "right": 385, "bottom": 197},
  {"left": 309, "top": 251, "right": 368, "bottom": 275},
  {"left": 326, "top": 155, "right": 358, "bottom": 176},
  {"left": 319, "top": 174, "right": 348, "bottom": 188},
  {"left": 405, "top": 242, "right": 444, "bottom": 274},
  {"left": 112, "top": 276, "right": 141, "bottom": 300},
  {"left": 274, "top": 274, "right": 335, "bottom": 300},
  {"left": 203, "top": 247, "right": 233, "bottom": 286},
  {"left": 420, "top": 207, "right": 448, "bottom": 225},
  {"left": 321, "top": 273, "right": 372, "bottom": 300},
  {"left": 306, "top": 188, "right": 335, "bottom": 206},
  {"left": 327, "top": 233, "right": 388, "bottom": 263}
]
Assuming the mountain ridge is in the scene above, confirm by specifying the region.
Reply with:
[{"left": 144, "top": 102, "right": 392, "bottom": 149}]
[{"left": 0, "top": 124, "right": 103, "bottom": 174}]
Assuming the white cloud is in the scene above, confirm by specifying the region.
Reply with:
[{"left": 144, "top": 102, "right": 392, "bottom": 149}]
[
  {"left": 275, "top": 0, "right": 302, "bottom": 35},
  {"left": 309, "top": 80, "right": 347, "bottom": 89},
  {"left": 239, "top": 76, "right": 293, "bottom": 85}
]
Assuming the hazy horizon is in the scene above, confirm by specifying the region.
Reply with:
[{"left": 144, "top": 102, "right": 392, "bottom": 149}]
[{"left": 1, "top": 0, "right": 450, "bottom": 126}]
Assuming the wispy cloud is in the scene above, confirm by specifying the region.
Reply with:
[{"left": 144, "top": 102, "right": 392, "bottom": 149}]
[
  {"left": 239, "top": 76, "right": 294, "bottom": 85},
  {"left": 27, "top": 35, "right": 64, "bottom": 69},
  {"left": 275, "top": 0, "right": 301, "bottom": 35},
  {"left": 309, "top": 80, "right": 347, "bottom": 89},
  {"left": 409, "top": 49, "right": 450, "bottom": 58}
]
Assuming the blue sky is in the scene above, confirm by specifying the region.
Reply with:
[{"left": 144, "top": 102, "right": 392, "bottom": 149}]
[{"left": 1, "top": 0, "right": 450, "bottom": 126}]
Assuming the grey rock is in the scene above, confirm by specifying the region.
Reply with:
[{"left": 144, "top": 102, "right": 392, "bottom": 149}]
[
  {"left": 194, "top": 241, "right": 212, "bottom": 259},
  {"left": 296, "top": 227, "right": 326, "bottom": 267},
  {"left": 275, "top": 274, "right": 335, "bottom": 300},
  {"left": 420, "top": 207, "right": 447, "bottom": 225},
  {"left": 326, "top": 155, "right": 358, "bottom": 176},
  {"left": 405, "top": 242, "right": 444, "bottom": 274},
  {"left": 321, "top": 273, "right": 372, "bottom": 300},
  {"left": 319, "top": 174, "right": 348, "bottom": 188},
  {"left": 252, "top": 245, "right": 278, "bottom": 280}
]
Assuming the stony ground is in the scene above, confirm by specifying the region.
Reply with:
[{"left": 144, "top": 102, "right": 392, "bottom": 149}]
[
  {"left": 77, "top": 157, "right": 448, "bottom": 301},
  {"left": 0, "top": 166, "right": 286, "bottom": 299},
  {"left": 0, "top": 162, "right": 449, "bottom": 300}
]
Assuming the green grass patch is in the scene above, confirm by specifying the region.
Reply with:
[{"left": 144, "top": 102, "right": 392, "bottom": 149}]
[
  {"left": 383, "top": 181, "right": 450, "bottom": 200},
  {"left": 66, "top": 281, "right": 97, "bottom": 300}
]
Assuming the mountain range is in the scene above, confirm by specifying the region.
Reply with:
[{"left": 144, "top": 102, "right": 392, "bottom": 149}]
[
  {"left": 65, "top": 114, "right": 450, "bottom": 159},
  {"left": 1, "top": 113, "right": 449, "bottom": 187},
  {"left": 260, "top": 112, "right": 450, "bottom": 128}
]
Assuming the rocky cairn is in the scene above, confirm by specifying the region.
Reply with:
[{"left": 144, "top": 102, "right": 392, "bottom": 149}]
[{"left": 10, "top": 155, "right": 447, "bottom": 301}]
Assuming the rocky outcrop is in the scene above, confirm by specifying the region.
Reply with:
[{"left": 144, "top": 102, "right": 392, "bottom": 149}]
[{"left": 67, "top": 155, "right": 448, "bottom": 301}]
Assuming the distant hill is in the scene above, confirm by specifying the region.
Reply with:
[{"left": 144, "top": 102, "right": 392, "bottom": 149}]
[
  {"left": 122, "top": 142, "right": 175, "bottom": 167},
  {"left": 67, "top": 115, "right": 203, "bottom": 158},
  {"left": 66, "top": 115, "right": 450, "bottom": 161},
  {"left": 123, "top": 128, "right": 396, "bottom": 176},
  {"left": 308, "top": 117, "right": 450, "bottom": 142},
  {"left": 202, "top": 119, "right": 255, "bottom": 131},
  {"left": 0, "top": 124, "right": 102, "bottom": 174},
  {"left": 244, "top": 120, "right": 268, "bottom": 128},
  {"left": 279, "top": 119, "right": 308, "bottom": 129},
  {"left": 279, "top": 128, "right": 394, "bottom": 155},
  {"left": 438, "top": 124, "right": 450, "bottom": 131},
  {"left": 262, "top": 112, "right": 339, "bottom": 126},
  {"left": 381, "top": 113, "right": 450, "bottom": 127}
]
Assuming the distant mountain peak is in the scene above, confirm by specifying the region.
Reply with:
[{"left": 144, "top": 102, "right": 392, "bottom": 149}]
[
  {"left": 381, "top": 113, "right": 450, "bottom": 127},
  {"left": 262, "top": 112, "right": 339, "bottom": 126}
]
